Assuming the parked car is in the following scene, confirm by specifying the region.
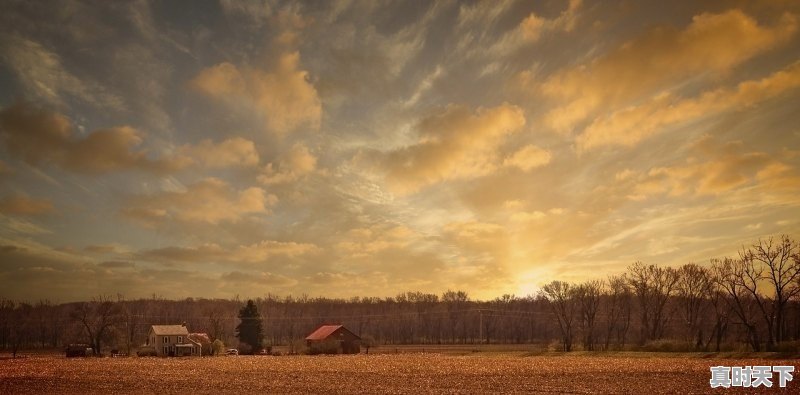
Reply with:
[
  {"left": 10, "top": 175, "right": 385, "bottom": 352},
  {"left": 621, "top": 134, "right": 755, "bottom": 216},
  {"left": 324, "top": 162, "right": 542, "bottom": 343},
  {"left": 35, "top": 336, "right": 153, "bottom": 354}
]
[{"left": 225, "top": 348, "right": 238, "bottom": 356}]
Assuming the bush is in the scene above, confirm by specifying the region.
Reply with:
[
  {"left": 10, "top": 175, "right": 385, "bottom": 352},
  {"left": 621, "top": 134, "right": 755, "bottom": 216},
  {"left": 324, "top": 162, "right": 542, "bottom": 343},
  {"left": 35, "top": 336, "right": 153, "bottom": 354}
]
[
  {"left": 136, "top": 347, "right": 157, "bottom": 357},
  {"left": 211, "top": 339, "right": 225, "bottom": 356}
]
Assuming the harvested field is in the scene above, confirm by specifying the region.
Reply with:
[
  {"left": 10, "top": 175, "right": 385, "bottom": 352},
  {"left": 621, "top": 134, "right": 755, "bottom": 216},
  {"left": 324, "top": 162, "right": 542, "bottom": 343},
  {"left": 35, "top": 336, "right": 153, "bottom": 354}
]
[{"left": 1, "top": 353, "right": 798, "bottom": 394}]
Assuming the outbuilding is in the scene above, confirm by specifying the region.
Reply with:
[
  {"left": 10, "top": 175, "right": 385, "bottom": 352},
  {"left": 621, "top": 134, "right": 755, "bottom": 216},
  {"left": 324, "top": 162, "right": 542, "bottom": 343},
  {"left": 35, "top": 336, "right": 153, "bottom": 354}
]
[{"left": 305, "top": 324, "right": 361, "bottom": 354}]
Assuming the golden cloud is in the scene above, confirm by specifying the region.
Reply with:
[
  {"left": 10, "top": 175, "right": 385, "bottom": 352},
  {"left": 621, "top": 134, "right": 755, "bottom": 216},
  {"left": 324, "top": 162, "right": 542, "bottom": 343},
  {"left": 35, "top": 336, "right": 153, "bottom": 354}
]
[
  {"left": 122, "top": 178, "right": 276, "bottom": 226},
  {"left": 334, "top": 224, "right": 416, "bottom": 259},
  {"left": 376, "top": 103, "right": 526, "bottom": 194},
  {"left": 520, "top": 0, "right": 581, "bottom": 42},
  {"left": 579, "top": 61, "right": 800, "bottom": 151},
  {"left": 141, "top": 240, "right": 319, "bottom": 266},
  {"left": 177, "top": 137, "right": 260, "bottom": 168},
  {"left": 258, "top": 143, "right": 317, "bottom": 184},
  {"left": 191, "top": 52, "right": 322, "bottom": 135},
  {"left": 629, "top": 136, "right": 791, "bottom": 198},
  {"left": 0, "top": 102, "right": 177, "bottom": 174},
  {"left": 543, "top": 9, "right": 797, "bottom": 132},
  {"left": 503, "top": 144, "right": 552, "bottom": 171},
  {"left": 220, "top": 271, "right": 298, "bottom": 287}
]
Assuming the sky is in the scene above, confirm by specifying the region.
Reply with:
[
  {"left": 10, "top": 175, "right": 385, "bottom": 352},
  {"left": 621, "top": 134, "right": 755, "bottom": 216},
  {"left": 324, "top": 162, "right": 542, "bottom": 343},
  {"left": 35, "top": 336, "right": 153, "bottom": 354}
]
[{"left": 0, "top": 0, "right": 799, "bottom": 302}]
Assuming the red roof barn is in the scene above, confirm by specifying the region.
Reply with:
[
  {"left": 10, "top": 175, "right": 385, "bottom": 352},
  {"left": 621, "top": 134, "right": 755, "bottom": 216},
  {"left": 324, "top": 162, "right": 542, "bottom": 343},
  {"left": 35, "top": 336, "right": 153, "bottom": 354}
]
[{"left": 305, "top": 324, "right": 361, "bottom": 354}]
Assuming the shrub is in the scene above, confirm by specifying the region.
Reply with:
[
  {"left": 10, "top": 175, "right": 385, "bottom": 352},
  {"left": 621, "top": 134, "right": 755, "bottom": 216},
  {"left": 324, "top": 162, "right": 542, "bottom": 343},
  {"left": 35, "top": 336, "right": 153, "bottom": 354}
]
[
  {"left": 136, "top": 347, "right": 157, "bottom": 357},
  {"left": 211, "top": 339, "right": 225, "bottom": 356}
]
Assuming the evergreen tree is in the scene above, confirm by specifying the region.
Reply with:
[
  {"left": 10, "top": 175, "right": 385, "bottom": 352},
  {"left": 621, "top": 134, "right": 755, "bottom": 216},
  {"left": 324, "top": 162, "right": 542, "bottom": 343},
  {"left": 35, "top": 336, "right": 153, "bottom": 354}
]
[{"left": 235, "top": 299, "right": 263, "bottom": 354}]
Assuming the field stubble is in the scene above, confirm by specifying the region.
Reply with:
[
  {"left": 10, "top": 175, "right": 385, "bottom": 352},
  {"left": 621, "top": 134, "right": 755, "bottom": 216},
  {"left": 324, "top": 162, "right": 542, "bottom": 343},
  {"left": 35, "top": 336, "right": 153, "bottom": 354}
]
[{"left": 1, "top": 353, "right": 798, "bottom": 394}]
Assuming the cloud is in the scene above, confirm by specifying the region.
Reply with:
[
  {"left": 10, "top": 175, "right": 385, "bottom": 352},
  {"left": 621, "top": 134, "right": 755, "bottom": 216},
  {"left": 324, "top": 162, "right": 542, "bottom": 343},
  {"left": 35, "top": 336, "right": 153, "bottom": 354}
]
[
  {"left": 0, "top": 36, "right": 124, "bottom": 110},
  {"left": 334, "top": 224, "right": 416, "bottom": 259},
  {"left": 258, "top": 143, "right": 317, "bottom": 184},
  {"left": 140, "top": 243, "right": 224, "bottom": 262},
  {"left": 220, "top": 271, "right": 298, "bottom": 287},
  {"left": 190, "top": 52, "right": 322, "bottom": 135},
  {"left": 451, "top": 0, "right": 582, "bottom": 65},
  {"left": 98, "top": 261, "right": 135, "bottom": 269},
  {"left": 439, "top": 220, "right": 513, "bottom": 292},
  {"left": 503, "top": 144, "right": 552, "bottom": 171},
  {"left": 84, "top": 244, "right": 130, "bottom": 255},
  {"left": 177, "top": 137, "right": 260, "bottom": 168},
  {"left": 0, "top": 195, "right": 54, "bottom": 216},
  {"left": 141, "top": 240, "right": 319, "bottom": 266},
  {"left": 122, "top": 178, "right": 276, "bottom": 226},
  {"left": 231, "top": 240, "right": 319, "bottom": 263},
  {"left": 629, "top": 136, "right": 790, "bottom": 198},
  {"left": 579, "top": 61, "right": 800, "bottom": 151},
  {"left": 543, "top": 9, "right": 797, "bottom": 132},
  {"left": 519, "top": 0, "right": 582, "bottom": 42},
  {"left": 0, "top": 101, "right": 176, "bottom": 174},
  {"left": 0, "top": 242, "right": 222, "bottom": 301},
  {"left": 374, "top": 103, "right": 526, "bottom": 194},
  {"left": 510, "top": 207, "right": 566, "bottom": 223},
  {"left": 443, "top": 221, "right": 508, "bottom": 254}
]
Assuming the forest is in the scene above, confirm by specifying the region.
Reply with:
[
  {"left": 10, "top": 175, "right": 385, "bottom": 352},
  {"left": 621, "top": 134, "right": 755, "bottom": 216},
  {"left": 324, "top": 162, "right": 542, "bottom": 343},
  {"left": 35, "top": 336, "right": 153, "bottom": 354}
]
[{"left": 1, "top": 235, "right": 798, "bottom": 355}]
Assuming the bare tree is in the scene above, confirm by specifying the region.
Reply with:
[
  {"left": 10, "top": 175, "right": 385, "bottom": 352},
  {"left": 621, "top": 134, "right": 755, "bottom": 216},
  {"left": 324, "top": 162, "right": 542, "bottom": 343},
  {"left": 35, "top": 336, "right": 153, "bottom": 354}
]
[
  {"left": 70, "top": 296, "right": 124, "bottom": 355},
  {"left": 743, "top": 235, "right": 800, "bottom": 346},
  {"left": 705, "top": 284, "right": 730, "bottom": 352},
  {"left": 8, "top": 302, "right": 31, "bottom": 358},
  {"left": 541, "top": 281, "right": 576, "bottom": 351},
  {"left": 712, "top": 257, "right": 762, "bottom": 351},
  {"left": 627, "top": 262, "right": 680, "bottom": 344},
  {"left": 575, "top": 280, "right": 602, "bottom": 351},
  {"left": 604, "top": 275, "right": 631, "bottom": 350},
  {"left": 677, "top": 263, "right": 712, "bottom": 348},
  {"left": 442, "top": 290, "right": 468, "bottom": 344}
]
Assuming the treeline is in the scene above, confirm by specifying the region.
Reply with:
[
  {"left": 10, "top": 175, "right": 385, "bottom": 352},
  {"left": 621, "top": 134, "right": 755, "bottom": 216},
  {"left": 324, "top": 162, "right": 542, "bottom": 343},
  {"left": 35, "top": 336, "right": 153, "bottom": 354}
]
[{"left": 1, "top": 235, "right": 799, "bottom": 354}]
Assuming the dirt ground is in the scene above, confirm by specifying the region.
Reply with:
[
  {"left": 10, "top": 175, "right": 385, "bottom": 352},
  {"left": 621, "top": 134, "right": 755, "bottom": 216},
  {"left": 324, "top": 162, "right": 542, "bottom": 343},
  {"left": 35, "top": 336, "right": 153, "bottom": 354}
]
[{"left": 1, "top": 353, "right": 798, "bottom": 394}]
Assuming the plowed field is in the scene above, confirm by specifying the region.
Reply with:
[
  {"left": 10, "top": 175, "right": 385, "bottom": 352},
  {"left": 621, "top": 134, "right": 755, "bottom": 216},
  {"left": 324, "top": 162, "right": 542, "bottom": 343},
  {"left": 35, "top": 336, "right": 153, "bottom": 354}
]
[{"left": 1, "top": 353, "right": 798, "bottom": 394}]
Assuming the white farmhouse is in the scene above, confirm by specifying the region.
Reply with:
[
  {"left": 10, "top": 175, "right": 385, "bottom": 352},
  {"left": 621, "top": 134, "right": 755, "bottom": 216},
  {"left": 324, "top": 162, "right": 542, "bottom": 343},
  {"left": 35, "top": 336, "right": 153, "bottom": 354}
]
[{"left": 146, "top": 324, "right": 202, "bottom": 357}]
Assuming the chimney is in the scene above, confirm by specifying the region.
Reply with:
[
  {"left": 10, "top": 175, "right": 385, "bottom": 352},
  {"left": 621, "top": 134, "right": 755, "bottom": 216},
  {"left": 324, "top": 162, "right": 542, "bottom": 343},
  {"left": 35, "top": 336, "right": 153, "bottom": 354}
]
[{"left": 182, "top": 321, "right": 186, "bottom": 327}]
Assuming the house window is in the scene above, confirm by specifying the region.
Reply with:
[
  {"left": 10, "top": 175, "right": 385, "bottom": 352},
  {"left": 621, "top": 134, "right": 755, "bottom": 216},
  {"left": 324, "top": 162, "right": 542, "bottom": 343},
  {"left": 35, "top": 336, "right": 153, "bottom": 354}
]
[
  {"left": 164, "top": 346, "right": 168, "bottom": 354},
  {"left": 163, "top": 336, "right": 169, "bottom": 344},
  {"left": 178, "top": 336, "right": 182, "bottom": 344}
]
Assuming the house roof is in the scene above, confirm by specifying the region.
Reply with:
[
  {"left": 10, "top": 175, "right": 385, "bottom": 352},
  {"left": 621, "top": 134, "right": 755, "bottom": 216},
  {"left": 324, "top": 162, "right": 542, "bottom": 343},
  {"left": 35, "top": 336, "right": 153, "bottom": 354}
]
[
  {"left": 188, "top": 333, "right": 211, "bottom": 345},
  {"left": 151, "top": 325, "right": 189, "bottom": 336},
  {"left": 305, "top": 324, "right": 360, "bottom": 341},
  {"left": 305, "top": 325, "right": 343, "bottom": 340}
]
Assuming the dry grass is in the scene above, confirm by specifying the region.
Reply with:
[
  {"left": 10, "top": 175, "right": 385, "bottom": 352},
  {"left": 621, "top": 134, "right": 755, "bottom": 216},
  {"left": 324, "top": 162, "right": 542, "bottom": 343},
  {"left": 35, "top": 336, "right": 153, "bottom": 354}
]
[{"left": 1, "top": 353, "right": 798, "bottom": 394}]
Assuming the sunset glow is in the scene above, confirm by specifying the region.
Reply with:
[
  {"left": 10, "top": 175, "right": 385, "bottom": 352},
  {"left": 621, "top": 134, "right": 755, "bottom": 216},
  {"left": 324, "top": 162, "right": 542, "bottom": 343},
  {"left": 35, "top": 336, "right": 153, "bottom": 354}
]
[{"left": 1, "top": 0, "right": 799, "bottom": 301}]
